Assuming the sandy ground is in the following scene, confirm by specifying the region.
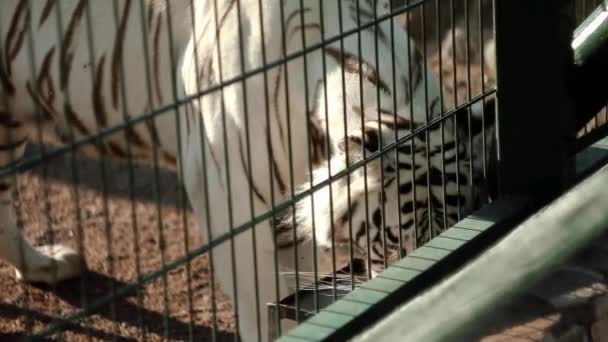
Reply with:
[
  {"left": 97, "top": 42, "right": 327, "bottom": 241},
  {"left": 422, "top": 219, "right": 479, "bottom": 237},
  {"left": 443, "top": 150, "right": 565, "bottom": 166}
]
[{"left": 0, "top": 145, "right": 237, "bottom": 341}]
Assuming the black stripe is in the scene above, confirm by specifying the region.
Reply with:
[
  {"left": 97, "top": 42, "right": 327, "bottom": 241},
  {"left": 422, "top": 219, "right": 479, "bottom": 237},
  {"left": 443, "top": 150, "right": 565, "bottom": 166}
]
[
  {"left": 59, "top": 0, "right": 86, "bottom": 89},
  {"left": 325, "top": 47, "right": 391, "bottom": 95},
  {"left": 64, "top": 103, "right": 90, "bottom": 136},
  {"left": 267, "top": 128, "right": 287, "bottom": 195},
  {"left": 371, "top": 243, "right": 384, "bottom": 260},
  {"left": 107, "top": 141, "right": 128, "bottom": 158},
  {"left": 372, "top": 208, "right": 382, "bottom": 228},
  {"left": 238, "top": 135, "right": 268, "bottom": 205},
  {"left": 399, "top": 181, "right": 413, "bottom": 194},
  {"left": 355, "top": 222, "right": 368, "bottom": 244},
  {"left": 5, "top": 0, "right": 30, "bottom": 76},
  {"left": 399, "top": 218, "right": 415, "bottom": 229},
  {"left": 337, "top": 200, "right": 360, "bottom": 227},
  {"left": 401, "top": 201, "right": 425, "bottom": 215},
  {"left": 397, "top": 161, "right": 415, "bottom": 170},
  {"left": 92, "top": 54, "right": 108, "bottom": 127},
  {"left": 385, "top": 227, "right": 400, "bottom": 244},
  {"left": 111, "top": 0, "right": 132, "bottom": 109},
  {"left": 39, "top": 0, "right": 57, "bottom": 28}
]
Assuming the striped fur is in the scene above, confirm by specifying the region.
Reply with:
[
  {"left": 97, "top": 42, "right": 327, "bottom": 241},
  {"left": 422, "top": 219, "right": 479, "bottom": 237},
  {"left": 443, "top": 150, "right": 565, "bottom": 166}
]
[{"left": 0, "top": 1, "right": 480, "bottom": 340}]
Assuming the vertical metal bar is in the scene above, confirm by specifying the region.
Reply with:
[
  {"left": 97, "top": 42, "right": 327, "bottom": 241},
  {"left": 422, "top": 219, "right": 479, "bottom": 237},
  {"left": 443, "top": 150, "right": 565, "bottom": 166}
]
[
  {"left": 132, "top": 1, "right": 158, "bottom": 338},
  {"left": 479, "top": 0, "right": 489, "bottom": 185},
  {"left": 163, "top": 2, "right": 193, "bottom": 339},
  {"left": 420, "top": 0, "right": 434, "bottom": 244},
  {"left": 465, "top": 0, "right": 476, "bottom": 211},
  {"left": 388, "top": 1, "right": 404, "bottom": 261},
  {"left": 59, "top": 0, "right": 113, "bottom": 335},
  {"left": 449, "top": 0, "right": 463, "bottom": 219},
  {"left": 336, "top": 0, "right": 357, "bottom": 290},
  {"left": 404, "top": 0, "right": 419, "bottom": 253},
  {"left": 211, "top": 1, "right": 240, "bottom": 340},
  {"left": 20, "top": 0, "right": 43, "bottom": 335},
  {"left": 276, "top": 0, "right": 298, "bottom": 328},
  {"left": 235, "top": 0, "right": 262, "bottom": 339},
  {"left": 187, "top": 3, "right": 219, "bottom": 341},
  {"left": 190, "top": 0, "right": 222, "bottom": 342},
  {"left": 254, "top": 0, "right": 282, "bottom": 338},
  {"left": 109, "top": 0, "right": 141, "bottom": 337},
  {"left": 493, "top": 0, "right": 575, "bottom": 202},
  {"left": 292, "top": 0, "right": 320, "bottom": 315},
  {"left": 317, "top": 0, "right": 337, "bottom": 303},
  {"left": 355, "top": 0, "right": 373, "bottom": 281}
]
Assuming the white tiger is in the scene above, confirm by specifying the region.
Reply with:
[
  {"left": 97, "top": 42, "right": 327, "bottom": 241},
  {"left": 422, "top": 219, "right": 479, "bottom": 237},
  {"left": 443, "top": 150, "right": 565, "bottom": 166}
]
[{"left": 0, "top": 0, "right": 476, "bottom": 340}]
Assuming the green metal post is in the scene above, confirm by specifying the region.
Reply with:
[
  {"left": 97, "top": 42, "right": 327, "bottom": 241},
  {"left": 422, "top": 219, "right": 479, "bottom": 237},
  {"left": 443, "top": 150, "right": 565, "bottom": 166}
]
[{"left": 493, "top": 0, "right": 576, "bottom": 201}]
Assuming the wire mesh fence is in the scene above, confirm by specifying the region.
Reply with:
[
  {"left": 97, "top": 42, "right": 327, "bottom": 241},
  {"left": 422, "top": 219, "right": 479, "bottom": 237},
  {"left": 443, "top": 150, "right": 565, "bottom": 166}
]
[{"left": 0, "top": 0, "right": 601, "bottom": 341}]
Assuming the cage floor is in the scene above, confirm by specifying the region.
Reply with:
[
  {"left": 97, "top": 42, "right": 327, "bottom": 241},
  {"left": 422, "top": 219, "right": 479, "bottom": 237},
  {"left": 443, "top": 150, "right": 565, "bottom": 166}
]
[{"left": 0, "top": 145, "right": 236, "bottom": 341}]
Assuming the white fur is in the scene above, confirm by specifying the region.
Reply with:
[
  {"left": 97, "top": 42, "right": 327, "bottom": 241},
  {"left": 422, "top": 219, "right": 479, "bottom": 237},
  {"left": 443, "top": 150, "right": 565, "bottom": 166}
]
[{"left": 0, "top": 1, "right": 458, "bottom": 340}]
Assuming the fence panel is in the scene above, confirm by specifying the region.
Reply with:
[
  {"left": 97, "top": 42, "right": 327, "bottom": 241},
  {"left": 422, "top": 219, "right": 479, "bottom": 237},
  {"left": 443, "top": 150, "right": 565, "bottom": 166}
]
[{"left": 0, "top": 1, "right": 605, "bottom": 341}]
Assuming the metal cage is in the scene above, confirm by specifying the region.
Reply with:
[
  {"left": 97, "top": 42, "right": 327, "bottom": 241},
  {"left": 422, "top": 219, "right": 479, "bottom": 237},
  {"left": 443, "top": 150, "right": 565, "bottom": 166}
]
[{"left": 0, "top": 0, "right": 606, "bottom": 341}]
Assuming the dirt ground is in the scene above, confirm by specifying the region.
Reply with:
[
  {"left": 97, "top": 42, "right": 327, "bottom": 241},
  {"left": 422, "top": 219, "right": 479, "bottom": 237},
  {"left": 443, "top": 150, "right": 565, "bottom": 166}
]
[{"left": 0, "top": 145, "right": 237, "bottom": 341}]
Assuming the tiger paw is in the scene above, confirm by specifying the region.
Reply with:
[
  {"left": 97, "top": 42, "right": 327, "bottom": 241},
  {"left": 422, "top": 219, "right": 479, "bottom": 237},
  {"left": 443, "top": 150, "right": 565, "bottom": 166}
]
[{"left": 15, "top": 244, "right": 85, "bottom": 285}]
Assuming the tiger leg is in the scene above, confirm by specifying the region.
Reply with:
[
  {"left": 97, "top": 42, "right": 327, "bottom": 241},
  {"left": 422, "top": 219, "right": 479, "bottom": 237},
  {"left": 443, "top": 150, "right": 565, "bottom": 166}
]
[
  {"left": 0, "top": 106, "right": 83, "bottom": 284},
  {"left": 182, "top": 124, "right": 293, "bottom": 342}
]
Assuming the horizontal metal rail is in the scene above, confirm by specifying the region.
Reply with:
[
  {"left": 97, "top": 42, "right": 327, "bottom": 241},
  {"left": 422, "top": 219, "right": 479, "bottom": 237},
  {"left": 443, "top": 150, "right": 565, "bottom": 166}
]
[{"left": 354, "top": 149, "right": 608, "bottom": 342}]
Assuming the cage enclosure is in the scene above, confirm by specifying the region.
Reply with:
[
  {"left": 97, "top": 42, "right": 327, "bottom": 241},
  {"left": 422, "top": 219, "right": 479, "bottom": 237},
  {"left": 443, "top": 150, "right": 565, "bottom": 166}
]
[{"left": 0, "top": 1, "right": 607, "bottom": 341}]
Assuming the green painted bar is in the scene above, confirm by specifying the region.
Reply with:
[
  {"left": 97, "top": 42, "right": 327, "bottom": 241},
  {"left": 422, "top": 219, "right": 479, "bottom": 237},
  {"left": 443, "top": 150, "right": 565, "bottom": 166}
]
[
  {"left": 424, "top": 237, "right": 467, "bottom": 251},
  {"left": 375, "top": 266, "right": 420, "bottom": 283},
  {"left": 340, "top": 288, "right": 388, "bottom": 305},
  {"left": 359, "top": 277, "right": 407, "bottom": 294},
  {"left": 439, "top": 228, "right": 482, "bottom": 241},
  {"left": 392, "top": 255, "right": 436, "bottom": 271},
  {"left": 277, "top": 195, "right": 527, "bottom": 341},
  {"left": 306, "top": 312, "right": 353, "bottom": 329}
]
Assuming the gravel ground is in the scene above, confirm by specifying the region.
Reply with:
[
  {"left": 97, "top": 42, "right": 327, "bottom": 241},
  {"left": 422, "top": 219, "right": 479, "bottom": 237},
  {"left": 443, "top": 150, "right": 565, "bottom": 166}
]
[{"left": 0, "top": 145, "right": 237, "bottom": 341}]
